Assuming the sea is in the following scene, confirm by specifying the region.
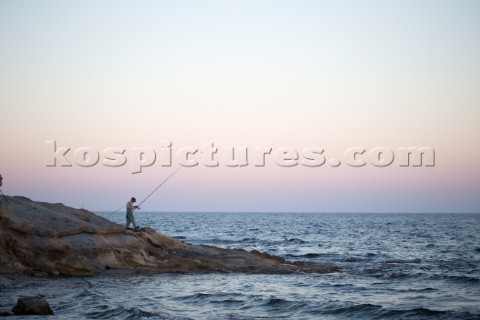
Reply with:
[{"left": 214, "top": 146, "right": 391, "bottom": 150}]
[{"left": 1, "top": 212, "right": 480, "bottom": 319}]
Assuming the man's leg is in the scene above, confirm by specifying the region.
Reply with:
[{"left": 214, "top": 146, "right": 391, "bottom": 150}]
[
  {"left": 131, "top": 213, "right": 138, "bottom": 228},
  {"left": 126, "top": 214, "right": 131, "bottom": 228},
  {"left": 126, "top": 212, "right": 137, "bottom": 228}
]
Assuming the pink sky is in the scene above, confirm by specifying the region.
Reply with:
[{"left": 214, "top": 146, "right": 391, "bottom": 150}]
[{"left": 1, "top": 1, "right": 479, "bottom": 212}]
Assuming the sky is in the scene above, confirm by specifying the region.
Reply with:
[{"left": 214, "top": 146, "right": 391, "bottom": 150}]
[{"left": 0, "top": 0, "right": 479, "bottom": 213}]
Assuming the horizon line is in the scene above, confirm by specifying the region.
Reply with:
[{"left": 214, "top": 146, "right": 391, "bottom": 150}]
[{"left": 94, "top": 210, "right": 480, "bottom": 215}]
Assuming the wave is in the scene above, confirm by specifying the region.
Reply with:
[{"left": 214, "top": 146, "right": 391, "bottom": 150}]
[
  {"left": 286, "top": 238, "right": 307, "bottom": 244},
  {"left": 256, "top": 297, "right": 308, "bottom": 312},
  {"left": 342, "top": 256, "right": 367, "bottom": 262},
  {"left": 383, "top": 258, "right": 421, "bottom": 264},
  {"left": 177, "top": 292, "right": 214, "bottom": 301},
  {"left": 285, "top": 253, "right": 324, "bottom": 259},
  {"left": 446, "top": 275, "right": 480, "bottom": 283},
  {"left": 315, "top": 303, "right": 383, "bottom": 317},
  {"left": 380, "top": 271, "right": 412, "bottom": 279},
  {"left": 84, "top": 306, "right": 163, "bottom": 320},
  {"left": 311, "top": 303, "right": 458, "bottom": 319},
  {"left": 382, "top": 307, "right": 448, "bottom": 318},
  {"left": 191, "top": 237, "right": 260, "bottom": 245},
  {"left": 383, "top": 308, "right": 480, "bottom": 320},
  {"left": 178, "top": 292, "right": 245, "bottom": 305}
]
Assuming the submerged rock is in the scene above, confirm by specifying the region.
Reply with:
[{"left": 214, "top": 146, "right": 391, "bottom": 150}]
[
  {"left": 0, "top": 196, "right": 339, "bottom": 276},
  {"left": 11, "top": 296, "right": 53, "bottom": 315}
]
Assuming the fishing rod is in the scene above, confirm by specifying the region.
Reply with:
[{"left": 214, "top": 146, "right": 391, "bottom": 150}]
[
  {"left": 136, "top": 166, "right": 182, "bottom": 208},
  {"left": 104, "top": 167, "right": 182, "bottom": 220}
]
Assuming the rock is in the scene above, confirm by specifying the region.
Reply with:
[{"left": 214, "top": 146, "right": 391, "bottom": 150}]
[
  {"left": 0, "top": 196, "right": 339, "bottom": 276},
  {"left": 11, "top": 296, "right": 53, "bottom": 315},
  {"left": 0, "top": 310, "right": 13, "bottom": 316},
  {"left": 0, "top": 174, "right": 3, "bottom": 207}
]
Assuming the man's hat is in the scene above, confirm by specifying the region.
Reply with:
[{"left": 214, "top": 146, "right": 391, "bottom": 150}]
[{"left": 131, "top": 197, "right": 136, "bottom": 202}]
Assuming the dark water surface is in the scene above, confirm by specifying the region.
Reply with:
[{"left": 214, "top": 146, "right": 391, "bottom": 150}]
[{"left": 1, "top": 212, "right": 479, "bottom": 319}]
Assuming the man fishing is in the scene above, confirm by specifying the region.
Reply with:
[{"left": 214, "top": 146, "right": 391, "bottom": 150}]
[
  {"left": 103, "top": 168, "right": 181, "bottom": 224},
  {"left": 126, "top": 197, "right": 140, "bottom": 230}
]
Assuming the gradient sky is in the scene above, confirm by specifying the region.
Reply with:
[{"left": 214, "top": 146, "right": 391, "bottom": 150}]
[{"left": 1, "top": 0, "right": 479, "bottom": 212}]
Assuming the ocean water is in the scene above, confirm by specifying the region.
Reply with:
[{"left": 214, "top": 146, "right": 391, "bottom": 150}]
[{"left": 1, "top": 212, "right": 480, "bottom": 319}]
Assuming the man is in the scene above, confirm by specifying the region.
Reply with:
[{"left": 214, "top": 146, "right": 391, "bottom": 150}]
[{"left": 126, "top": 197, "right": 140, "bottom": 230}]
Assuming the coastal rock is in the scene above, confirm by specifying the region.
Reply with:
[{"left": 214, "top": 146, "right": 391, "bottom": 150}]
[
  {"left": 11, "top": 296, "right": 53, "bottom": 315},
  {"left": 0, "top": 196, "right": 339, "bottom": 276},
  {"left": 0, "top": 174, "right": 3, "bottom": 207}
]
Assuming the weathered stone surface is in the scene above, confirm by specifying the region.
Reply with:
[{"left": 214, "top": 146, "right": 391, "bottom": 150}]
[
  {"left": 0, "top": 196, "right": 339, "bottom": 276},
  {"left": 11, "top": 296, "right": 53, "bottom": 315}
]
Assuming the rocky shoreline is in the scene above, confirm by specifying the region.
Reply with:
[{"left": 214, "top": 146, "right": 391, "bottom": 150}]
[{"left": 0, "top": 196, "right": 338, "bottom": 276}]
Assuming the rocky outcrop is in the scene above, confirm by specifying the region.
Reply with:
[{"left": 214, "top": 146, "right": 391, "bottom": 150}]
[
  {"left": 0, "top": 196, "right": 338, "bottom": 276},
  {"left": 11, "top": 296, "right": 54, "bottom": 315}
]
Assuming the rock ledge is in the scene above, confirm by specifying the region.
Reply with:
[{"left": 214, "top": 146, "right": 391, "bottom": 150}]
[{"left": 0, "top": 196, "right": 338, "bottom": 276}]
